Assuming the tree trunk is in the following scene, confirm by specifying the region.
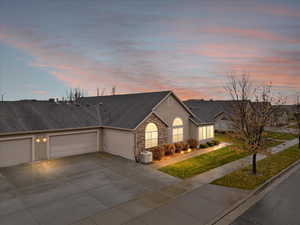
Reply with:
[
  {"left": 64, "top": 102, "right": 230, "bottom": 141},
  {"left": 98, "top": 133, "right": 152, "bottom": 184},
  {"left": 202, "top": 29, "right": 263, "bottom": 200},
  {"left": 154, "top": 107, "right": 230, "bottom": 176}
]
[
  {"left": 252, "top": 153, "right": 257, "bottom": 175},
  {"left": 298, "top": 135, "right": 300, "bottom": 149}
]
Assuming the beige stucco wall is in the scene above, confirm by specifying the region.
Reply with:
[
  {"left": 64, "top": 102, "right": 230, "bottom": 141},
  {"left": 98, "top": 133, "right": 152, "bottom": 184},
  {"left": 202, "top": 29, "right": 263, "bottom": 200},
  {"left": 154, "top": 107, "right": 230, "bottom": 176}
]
[
  {"left": 189, "top": 121, "right": 198, "bottom": 140},
  {"left": 214, "top": 117, "right": 234, "bottom": 132},
  {"left": 102, "top": 128, "right": 135, "bottom": 160},
  {"left": 154, "top": 94, "right": 191, "bottom": 143}
]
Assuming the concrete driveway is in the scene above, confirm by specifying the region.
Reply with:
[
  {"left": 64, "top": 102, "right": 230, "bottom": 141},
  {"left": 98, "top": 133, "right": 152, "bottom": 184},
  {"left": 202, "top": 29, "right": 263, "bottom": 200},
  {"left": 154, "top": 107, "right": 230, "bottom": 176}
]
[{"left": 0, "top": 153, "right": 179, "bottom": 225}]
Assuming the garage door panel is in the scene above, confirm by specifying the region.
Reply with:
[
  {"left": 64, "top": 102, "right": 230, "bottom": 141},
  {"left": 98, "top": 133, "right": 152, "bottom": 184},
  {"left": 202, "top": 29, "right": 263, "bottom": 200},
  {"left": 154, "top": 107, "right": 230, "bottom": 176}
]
[
  {"left": 50, "top": 132, "right": 97, "bottom": 159},
  {"left": 0, "top": 138, "right": 32, "bottom": 167}
]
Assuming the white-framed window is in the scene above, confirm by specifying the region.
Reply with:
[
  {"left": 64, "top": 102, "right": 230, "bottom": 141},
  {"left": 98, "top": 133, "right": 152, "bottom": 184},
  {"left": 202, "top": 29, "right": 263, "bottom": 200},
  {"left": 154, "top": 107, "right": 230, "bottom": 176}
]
[
  {"left": 207, "top": 125, "right": 214, "bottom": 138},
  {"left": 172, "top": 117, "right": 184, "bottom": 142},
  {"left": 199, "top": 126, "right": 207, "bottom": 140},
  {"left": 199, "top": 125, "right": 214, "bottom": 140},
  {"left": 145, "top": 123, "right": 158, "bottom": 148}
]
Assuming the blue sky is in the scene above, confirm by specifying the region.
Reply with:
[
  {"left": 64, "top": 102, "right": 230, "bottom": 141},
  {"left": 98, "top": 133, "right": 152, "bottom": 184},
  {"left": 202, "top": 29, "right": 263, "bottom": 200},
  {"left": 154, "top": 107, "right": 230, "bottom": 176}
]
[{"left": 0, "top": 0, "right": 299, "bottom": 102}]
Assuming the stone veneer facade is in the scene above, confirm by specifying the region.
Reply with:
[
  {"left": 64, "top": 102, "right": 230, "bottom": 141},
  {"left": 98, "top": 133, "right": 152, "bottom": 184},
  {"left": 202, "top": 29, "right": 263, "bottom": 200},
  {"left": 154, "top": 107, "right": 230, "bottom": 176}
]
[{"left": 135, "top": 113, "right": 168, "bottom": 156}]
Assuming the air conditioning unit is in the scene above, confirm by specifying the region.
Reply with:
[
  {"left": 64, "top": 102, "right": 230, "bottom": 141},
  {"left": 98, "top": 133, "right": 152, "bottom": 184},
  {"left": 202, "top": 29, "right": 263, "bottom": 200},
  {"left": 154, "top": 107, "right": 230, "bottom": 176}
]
[{"left": 140, "top": 151, "right": 153, "bottom": 164}]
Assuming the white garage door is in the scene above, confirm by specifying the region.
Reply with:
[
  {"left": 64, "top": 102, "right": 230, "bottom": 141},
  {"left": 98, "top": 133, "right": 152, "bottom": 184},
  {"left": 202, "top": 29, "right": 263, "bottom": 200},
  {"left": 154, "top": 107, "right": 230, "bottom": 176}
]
[
  {"left": 49, "top": 132, "right": 97, "bottom": 159},
  {"left": 0, "top": 138, "right": 32, "bottom": 167}
]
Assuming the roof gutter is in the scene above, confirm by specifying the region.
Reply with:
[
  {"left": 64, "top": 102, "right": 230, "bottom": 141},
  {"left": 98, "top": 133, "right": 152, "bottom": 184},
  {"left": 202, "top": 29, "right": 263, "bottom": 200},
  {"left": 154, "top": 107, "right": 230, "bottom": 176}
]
[{"left": 0, "top": 125, "right": 134, "bottom": 138}]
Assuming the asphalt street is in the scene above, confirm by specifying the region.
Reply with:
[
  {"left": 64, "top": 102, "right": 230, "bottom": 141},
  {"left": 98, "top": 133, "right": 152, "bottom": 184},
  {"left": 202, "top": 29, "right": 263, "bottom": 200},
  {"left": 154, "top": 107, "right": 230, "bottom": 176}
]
[{"left": 231, "top": 165, "right": 300, "bottom": 225}]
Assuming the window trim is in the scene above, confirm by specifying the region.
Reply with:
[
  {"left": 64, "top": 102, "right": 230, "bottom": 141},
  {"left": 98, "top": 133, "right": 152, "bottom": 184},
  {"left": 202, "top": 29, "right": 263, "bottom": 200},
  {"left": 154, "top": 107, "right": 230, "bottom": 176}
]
[
  {"left": 172, "top": 117, "right": 184, "bottom": 143},
  {"left": 199, "top": 125, "right": 214, "bottom": 140},
  {"left": 145, "top": 123, "right": 158, "bottom": 149}
]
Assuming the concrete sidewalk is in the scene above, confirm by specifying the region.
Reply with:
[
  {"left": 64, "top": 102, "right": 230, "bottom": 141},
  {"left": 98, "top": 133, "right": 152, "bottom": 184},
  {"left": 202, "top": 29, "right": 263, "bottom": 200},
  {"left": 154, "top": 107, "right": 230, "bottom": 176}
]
[{"left": 185, "top": 138, "right": 298, "bottom": 187}]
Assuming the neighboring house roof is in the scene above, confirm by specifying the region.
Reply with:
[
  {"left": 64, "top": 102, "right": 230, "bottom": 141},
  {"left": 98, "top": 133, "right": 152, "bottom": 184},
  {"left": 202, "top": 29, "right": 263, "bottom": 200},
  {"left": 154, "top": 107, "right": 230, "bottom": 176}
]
[
  {"left": 274, "top": 105, "right": 298, "bottom": 116},
  {"left": 0, "top": 101, "right": 101, "bottom": 134},
  {"left": 184, "top": 100, "right": 238, "bottom": 123}
]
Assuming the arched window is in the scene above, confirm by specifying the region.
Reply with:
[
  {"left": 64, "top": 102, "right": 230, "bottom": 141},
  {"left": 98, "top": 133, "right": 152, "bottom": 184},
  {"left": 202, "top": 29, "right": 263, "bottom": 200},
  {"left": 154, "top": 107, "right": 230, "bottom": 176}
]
[
  {"left": 145, "top": 123, "right": 158, "bottom": 148},
  {"left": 172, "top": 117, "right": 183, "bottom": 142}
]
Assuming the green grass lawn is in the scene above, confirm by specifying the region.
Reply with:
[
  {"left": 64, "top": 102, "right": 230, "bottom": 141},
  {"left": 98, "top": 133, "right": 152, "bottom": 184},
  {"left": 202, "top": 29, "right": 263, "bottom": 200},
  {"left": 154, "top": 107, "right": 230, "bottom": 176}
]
[
  {"left": 215, "top": 133, "right": 283, "bottom": 148},
  {"left": 263, "top": 131, "right": 297, "bottom": 140},
  {"left": 159, "top": 146, "right": 249, "bottom": 179},
  {"left": 211, "top": 144, "right": 300, "bottom": 190},
  {"left": 159, "top": 133, "right": 289, "bottom": 180},
  {"left": 288, "top": 124, "right": 298, "bottom": 129}
]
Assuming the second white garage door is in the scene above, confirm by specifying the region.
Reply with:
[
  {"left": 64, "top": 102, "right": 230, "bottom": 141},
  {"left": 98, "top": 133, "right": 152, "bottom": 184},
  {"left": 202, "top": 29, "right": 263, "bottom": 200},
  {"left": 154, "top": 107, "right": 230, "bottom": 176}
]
[{"left": 49, "top": 132, "right": 98, "bottom": 159}]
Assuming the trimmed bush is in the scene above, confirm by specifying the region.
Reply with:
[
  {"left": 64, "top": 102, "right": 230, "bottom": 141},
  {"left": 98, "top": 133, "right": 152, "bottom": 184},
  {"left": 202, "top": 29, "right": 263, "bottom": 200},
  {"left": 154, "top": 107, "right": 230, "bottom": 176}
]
[
  {"left": 187, "top": 139, "right": 199, "bottom": 149},
  {"left": 199, "top": 143, "right": 209, "bottom": 149},
  {"left": 182, "top": 142, "right": 189, "bottom": 151},
  {"left": 163, "top": 144, "right": 176, "bottom": 155},
  {"left": 174, "top": 142, "right": 184, "bottom": 152},
  {"left": 149, "top": 146, "right": 165, "bottom": 160},
  {"left": 211, "top": 140, "right": 220, "bottom": 145},
  {"left": 207, "top": 141, "right": 215, "bottom": 147}
]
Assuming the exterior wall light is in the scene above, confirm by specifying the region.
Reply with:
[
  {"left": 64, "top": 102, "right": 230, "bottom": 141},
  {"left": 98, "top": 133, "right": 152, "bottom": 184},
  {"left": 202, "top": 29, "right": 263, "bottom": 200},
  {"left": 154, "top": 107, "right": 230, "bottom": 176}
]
[
  {"left": 43, "top": 138, "right": 47, "bottom": 143},
  {"left": 36, "top": 138, "right": 40, "bottom": 143},
  {"left": 187, "top": 148, "right": 192, "bottom": 152},
  {"left": 180, "top": 151, "right": 184, "bottom": 154}
]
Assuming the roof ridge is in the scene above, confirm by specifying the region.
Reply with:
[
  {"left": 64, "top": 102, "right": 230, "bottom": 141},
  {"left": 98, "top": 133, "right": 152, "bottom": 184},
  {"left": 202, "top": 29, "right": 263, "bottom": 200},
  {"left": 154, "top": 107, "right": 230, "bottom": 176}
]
[{"left": 82, "top": 90, "right": 172, "bottom": 99}]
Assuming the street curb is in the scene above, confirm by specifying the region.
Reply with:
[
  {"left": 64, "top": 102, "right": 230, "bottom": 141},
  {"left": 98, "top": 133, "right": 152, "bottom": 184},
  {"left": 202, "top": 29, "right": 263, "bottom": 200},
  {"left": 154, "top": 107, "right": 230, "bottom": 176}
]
[{"left": 206, "top": 156, "right": 300, "bottom": 225}]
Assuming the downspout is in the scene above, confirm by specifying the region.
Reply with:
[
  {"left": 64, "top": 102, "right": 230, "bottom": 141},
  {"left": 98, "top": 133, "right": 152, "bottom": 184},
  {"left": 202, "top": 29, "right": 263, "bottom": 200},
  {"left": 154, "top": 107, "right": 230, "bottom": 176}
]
[
  {"left": 134, "top": 130, "right": 140, "bottom": 163},
  {"left": 95, "top": 103, "right": 103, "bottom": 152}
]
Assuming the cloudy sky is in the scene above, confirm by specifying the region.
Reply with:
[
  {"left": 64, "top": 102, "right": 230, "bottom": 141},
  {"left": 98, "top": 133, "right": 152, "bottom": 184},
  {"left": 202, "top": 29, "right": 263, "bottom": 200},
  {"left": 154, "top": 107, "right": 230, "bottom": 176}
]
[{"left": 0, "top": 0, "right": 299, "bottom": 102}]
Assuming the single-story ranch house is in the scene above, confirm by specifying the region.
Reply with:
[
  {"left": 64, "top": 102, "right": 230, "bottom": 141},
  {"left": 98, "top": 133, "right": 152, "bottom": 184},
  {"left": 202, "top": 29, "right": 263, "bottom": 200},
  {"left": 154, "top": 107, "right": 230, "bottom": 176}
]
[
  {"left": 0, "top": 91, "right": 215, "bottom": 167},
  {"left": 184, "top": 99, "right": 289, "bottom": 132},
  {"left": 184, "top": 99, "right": 236, "bottom": 132}
]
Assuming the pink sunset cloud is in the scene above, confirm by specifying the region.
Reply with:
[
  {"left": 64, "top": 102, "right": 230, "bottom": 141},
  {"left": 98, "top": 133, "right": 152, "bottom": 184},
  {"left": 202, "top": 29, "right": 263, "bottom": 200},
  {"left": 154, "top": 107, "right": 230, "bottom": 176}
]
[
  {"left": 258, "top": 4, "right": 300, "bottom": 17},
  {"left": 0, "top": 25, "right": 213, "bottom": 100},
  {"left": 193, "top": 43, "right": 262, "bottom": 60},
  {"left": 202, "top": 26, "right": 300, "bottom": 44}
]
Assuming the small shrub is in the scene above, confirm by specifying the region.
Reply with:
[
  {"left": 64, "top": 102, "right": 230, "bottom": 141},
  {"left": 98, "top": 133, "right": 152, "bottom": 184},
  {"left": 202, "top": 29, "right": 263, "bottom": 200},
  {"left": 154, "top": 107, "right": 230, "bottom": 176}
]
[
  {"left": 174, "top": 142, "right": 184, "bottom": 152},
  {"left": 187, "top": 139, "right": 199, "bottom": 149},
  {"left": 163, "top": 144, "right": 176, "bottom": 155},
  {"left": 182, "top": 142, "right": 189, "bottom": 151},
  {"left": 149, "top": 146, "right": 164, "bottom": 160},
  {"left": 169, "top": 144, "right": 176, "bottom": 154},
  {"left": 199, "top": 143, "right": 208, "bottom": 149},
  {"left": 207, "top": 141, "right": 216, "bottom": 147},
  {"left": 211, "top": 140, "right": 220, "bottom": 145}
]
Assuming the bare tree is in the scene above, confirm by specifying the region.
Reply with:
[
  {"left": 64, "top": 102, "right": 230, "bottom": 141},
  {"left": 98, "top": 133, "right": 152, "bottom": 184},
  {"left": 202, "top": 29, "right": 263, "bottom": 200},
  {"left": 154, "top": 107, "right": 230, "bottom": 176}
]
[
  {"left": 225, "top": 74, "right": 284, "bottom": 174},
  {"left": 65, "top": 87, "right": 86, "bottom": 103},
  {"left": 295, "top": 96, "right": 300, "bottom": 148}
]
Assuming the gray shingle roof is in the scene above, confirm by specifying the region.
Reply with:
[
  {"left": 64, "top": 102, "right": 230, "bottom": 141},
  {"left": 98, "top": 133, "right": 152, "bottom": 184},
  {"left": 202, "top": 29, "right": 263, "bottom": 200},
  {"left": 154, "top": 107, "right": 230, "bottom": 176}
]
[
  {"left": 0, "top": 101, "right": 101, "bottom": 134},
  {"left": 0, "top": 91, "right": 172, "bottom": 134},
  {"left": 184, "top": 100, "right": 237, "bottom": 123},
  {"left": 80, "top": 91, "right": 171, "bottom": 129}
]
